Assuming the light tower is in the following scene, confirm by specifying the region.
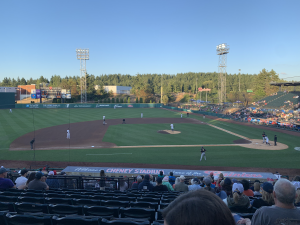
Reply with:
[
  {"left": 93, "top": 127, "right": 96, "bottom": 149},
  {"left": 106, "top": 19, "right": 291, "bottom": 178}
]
[
  {"left": 76, "top": 49, "right": 89, "bottom": 103},
  {"left": 216, "top": 43, "right": 229, "bottom": 104}
]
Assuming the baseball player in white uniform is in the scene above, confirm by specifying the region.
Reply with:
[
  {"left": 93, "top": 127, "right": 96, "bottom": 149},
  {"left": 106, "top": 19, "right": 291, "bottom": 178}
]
[
  {"left": 170, "top": 124, "right": 174, "bottom": 131},
  {"left": 265, "top": 135, "right": 270, "bottom": 145},
  {"left": 141, "top": 113, "right": 143, "bottom": 118},
  {"left": 114, "top": 105, "right": 116, "bottom": 109},
  {"left": 67, "top": 129, "right": 70, "bottom": 139},
  {"left": 181, "top": 113, "right": 182, "bottom": 118},
  {"left": 200, "top": 147, "right": 206, "bottom": 161},
  {"left": 9, "top": 109, "right": 12, "bottom": 113}
]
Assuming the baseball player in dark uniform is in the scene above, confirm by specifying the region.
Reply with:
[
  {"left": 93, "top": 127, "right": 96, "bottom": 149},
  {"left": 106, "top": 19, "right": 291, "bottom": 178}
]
[
  {"left": 30, "top": 138, "right": 35, "bottom": 150},
  {"left": 274, "top": 135, "right": 277, "bottom": 146},
  {"left": 262, "top": 132, "right": 266, "bottom": 143},
  {"left": 200, "top": 146, "right": 206, "bottom": 161}
]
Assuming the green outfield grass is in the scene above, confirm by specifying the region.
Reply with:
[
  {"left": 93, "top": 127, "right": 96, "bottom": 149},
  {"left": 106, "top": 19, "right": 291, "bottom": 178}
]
[{"left": 0, "top": 107, "right": 300, "bottom": 169}]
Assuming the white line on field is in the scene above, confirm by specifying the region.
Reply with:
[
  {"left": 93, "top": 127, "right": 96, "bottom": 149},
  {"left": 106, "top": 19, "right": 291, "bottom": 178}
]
[{"left": 86, "top": 153, "right": 133, "bottom": 156}]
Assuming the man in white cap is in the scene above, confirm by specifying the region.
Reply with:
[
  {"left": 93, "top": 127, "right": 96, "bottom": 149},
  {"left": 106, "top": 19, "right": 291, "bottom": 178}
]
[
  {"left": 0, "top": 167, "right": 16, "bottom": 189},
  {"left": 174, "top": 175, "right": 188, "bottom": 192},
  {"left": 15, "top": 169, "right": 28, "bottom": 188}
]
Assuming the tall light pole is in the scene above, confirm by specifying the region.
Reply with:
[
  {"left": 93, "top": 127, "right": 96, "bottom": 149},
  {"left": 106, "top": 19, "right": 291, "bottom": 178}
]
[
  {"left": 196, "top": 78, "right": 198, "bottom": 104},
  {"left": 76, "top": 49, "right": 89, "bottom": 103},
  {"left": 239, "top": 69, "right": 241, "bottom": 92},
  {"left": 216, "top": 43, "right": 230, "bottom": 104},
  {"left": 161, "top": 74, "right": 163, "bottom": 104}
]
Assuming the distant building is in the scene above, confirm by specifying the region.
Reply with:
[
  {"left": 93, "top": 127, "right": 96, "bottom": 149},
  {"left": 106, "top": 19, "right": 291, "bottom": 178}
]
[
  {"left": 17, "top": 85, "right": 36, "bottom": 100},
  {"left": 95, "top": 85, "right": 132, "bottom": 95}
]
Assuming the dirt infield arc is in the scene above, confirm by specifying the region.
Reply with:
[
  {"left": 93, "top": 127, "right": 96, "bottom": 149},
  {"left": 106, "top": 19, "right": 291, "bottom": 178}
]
[{"left": 10, "top": 118, "right": 203, "bottom": 150}]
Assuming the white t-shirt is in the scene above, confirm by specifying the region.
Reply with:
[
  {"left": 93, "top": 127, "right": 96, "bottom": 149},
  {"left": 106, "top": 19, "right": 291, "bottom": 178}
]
[
  {"left": 170, "top": 124, "right": 174, "bottom": 129},
  {"left": 15, "top": 176, "right": 28, "bottom": 188}
]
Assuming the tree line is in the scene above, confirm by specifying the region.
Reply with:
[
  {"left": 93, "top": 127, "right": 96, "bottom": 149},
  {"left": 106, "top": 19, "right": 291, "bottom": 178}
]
[{"left": 0, "top": 69, "right": 292, "bottom": 103}]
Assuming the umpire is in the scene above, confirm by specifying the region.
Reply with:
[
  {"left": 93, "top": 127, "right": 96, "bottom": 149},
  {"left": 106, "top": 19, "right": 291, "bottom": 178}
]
[{"left": 274, "top": 135, "right": 277, "bottom": 146}]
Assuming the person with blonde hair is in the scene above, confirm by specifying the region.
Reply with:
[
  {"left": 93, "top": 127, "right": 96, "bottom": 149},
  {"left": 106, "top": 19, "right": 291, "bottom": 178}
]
[
  {"left": 253, "top": 182, "right": 262, "bottom": 196},
  {"left": 172, "top": 177, "right": 180, "bottom": 189},
  {"left": 227, "top": 183, "right": 250, "bottom": 209},
  {"left": 252, "top": 182, "right": 274, "bottom": 208}
]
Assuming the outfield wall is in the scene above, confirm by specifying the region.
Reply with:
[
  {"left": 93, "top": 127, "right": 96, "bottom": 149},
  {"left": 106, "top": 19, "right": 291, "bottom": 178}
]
[
  {"left": 15, "top": 103, "right": 163, "bottom": 109},
  {"left": 0, "top": 93, "right": 15, "bottom": 109}
]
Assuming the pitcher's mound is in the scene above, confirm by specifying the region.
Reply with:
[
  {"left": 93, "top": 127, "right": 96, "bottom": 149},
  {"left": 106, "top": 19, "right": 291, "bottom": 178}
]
[{"left": 157, "top": 130, "right": 181, "bottom": 134}]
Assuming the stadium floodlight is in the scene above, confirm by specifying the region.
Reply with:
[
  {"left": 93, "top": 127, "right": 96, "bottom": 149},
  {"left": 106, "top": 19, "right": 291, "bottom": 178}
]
[
  {"left": 216, "top": 43, "right": 230, "bottom": 104},
  {"left": 76, "top": 49, "right": 89, "bottom": 103}
]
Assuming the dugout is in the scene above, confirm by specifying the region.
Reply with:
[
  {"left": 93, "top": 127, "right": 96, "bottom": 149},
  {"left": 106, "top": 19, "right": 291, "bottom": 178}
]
[{"left": 0, "top": 92, "right": 15, "bottom": 109}]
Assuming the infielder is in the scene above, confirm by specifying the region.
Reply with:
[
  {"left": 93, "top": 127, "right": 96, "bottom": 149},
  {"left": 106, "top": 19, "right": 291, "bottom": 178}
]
[
  {"left": 181, "top": 113, "right": 182, "bottom": 118},
  {"left": 265, "top": 135, "right": 270, "bottom": 146},
  {"left": 103, "top": 115, "right": 105, "bottom": 120},
  {"left": 30, "top": 138, "right": 35, "bottom": 150},
  {"left": 141, "top": 113, "right": 143, "bottom": 118},
  {"left": 114, "top": 105, "right": 116, "bottom": 109},
  {"left": 262, "top": 132, "right": 266, "bottom": 143},
  {"left": 274, "top": 135, "right": 277, "bottom": 146},
  {"left": 170, "top": 124, "right": 174, "bottom": 131},
  {"left": 67, "top": 129, "right": 70, "bottom": 139},
  {"left": 9, "top": 109, "right": 12, "bottom": 113},
  {"left": 200, "top": 146, "right": 206, "bottom": 161}
]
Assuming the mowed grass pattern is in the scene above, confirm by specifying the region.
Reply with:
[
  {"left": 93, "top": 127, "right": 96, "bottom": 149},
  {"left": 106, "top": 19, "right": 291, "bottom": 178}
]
[
  {"left": 103, "top": 123, "right": 238, "bottom": 146},
  {"left": 0, "top": 107, "right": 300, "bottom": 169}
]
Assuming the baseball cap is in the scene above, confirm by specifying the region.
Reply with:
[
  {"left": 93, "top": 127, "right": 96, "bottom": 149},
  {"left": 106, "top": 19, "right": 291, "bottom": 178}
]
[
  {"left": 232, "top": 179, "right": 238, "bottom": 183},
  {"left": 262, "top": 182, "right": 273, "bottom": 193},
  {"left": 179, "top": 175, "right": 185, "bottom": 180},
  {"left": 156, "top": 177, "right": 163, "bottom": 184},
  {"left": 224, "top": 177, "right": 232, "bottom": 185},
  {"left": 144, "top": 174, "right": 150, "bottom": 180},
  {"left": 35, "top": 172, "right": 45, "bottom": 179},
  {"left": 203, "top": 177, "right": 212, "bottom": 185},
  {"left": 20, "top": 169, "right": 28, "bottom": 175},
  {"left": 0, "top": 167, "right": 9, "bottom": 174},
  {"left": 232, "top": 183, "right": 244, "bottom": 193}
]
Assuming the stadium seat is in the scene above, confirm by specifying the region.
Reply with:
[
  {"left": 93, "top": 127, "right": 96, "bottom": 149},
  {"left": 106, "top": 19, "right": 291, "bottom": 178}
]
[
  {"left": 66, "top": 194, "right": 86, "bottom": 199},
  {"left": 45, "top": 197, "right": 74, "bottom": 205},
  {"left": 52, "top": 215, "right": 101, "bottom": 225},
  {"left": 129, "top": 202, "right": 158, "bottom": 211},
  {"left": 141, "top": 194, "right": 161, "bottom": 199},
  {"left": 101, "top": 218, "right": 150, "bottom": 225},
  {"left": 156, "top": 209, "right": 163, "bottom": 220},
  {"left": 0, "top": 211, "right": 7, "bottom": 225},
  {"left": 119, "top": 207, "right": 156, "bottom": 223},
  {"left": 83, "top": 206, "right": 119, "bottom": 217},
  {"left": 44, "top": 193, "right": 67, "bottom": 198},
  {"left": 0, "top": 191, "right": 21, "bottom": 197},
  {"left": 18, "top": 196, "right": 45, "bottom": 204},
  {"left": 48, "top": 204, "right": 83, "bottom": 215},
  {"left": 20, "top": 192, "right": 44, "bottom": 197},
  {"left": 5, "top": 213, "right": 52, "bottom": 225},
  {"left": 160, "top": 198, "right": 174, "bottom": 204},
  {"left": 14, "top": 202, "right": 49, "bottom": 214},
  {"left": 113, "top": 196, "right": 136, "bottom": 202},
  {"left": 101, "top": 200, "right": 130, "bottom": 208},
  {"left": 0, "top": 202, "right": 15, "bottom": 212},
  {"left": 152, "top": 220, "right": 164, "bottom": 225},
  {"left": 0, "top": 196, "right": 19, "bottom": 203},
  {"left": 26, "top": 189, "right": 43, "bottom": 193},
  {"left": 237, "top": 213, "right": 255, "bottom": 220},
  {"left": 136, "top": 197, "right": 160, "bottom": 204},
  {"left": 89, "top": 195, "right": 111, "bottom": 201},
  {"left": 158, "top": 203, "right": 169, "bottom": 210},
  {"left": 73, "top": 198, "right": 101, "bottom": 206},
  {"left": 229, "top": 206, "right": 256, "bottom": 214}
]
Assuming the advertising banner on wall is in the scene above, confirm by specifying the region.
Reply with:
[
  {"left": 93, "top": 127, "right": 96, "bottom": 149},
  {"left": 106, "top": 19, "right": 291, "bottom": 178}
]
[
  {"left": 36, "top": 89, "right": 41, "bottom": 99},
  {"left": 31, "top": 94, "right": 36, "bottom": 99},
  {"left": 31, "top": 89, "right": 36, "bottom": 94}
]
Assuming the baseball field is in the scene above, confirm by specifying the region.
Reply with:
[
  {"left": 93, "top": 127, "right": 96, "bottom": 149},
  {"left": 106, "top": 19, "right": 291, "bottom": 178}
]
[{"left": 0, "top": 107, "right": 300, "bottom": 174}]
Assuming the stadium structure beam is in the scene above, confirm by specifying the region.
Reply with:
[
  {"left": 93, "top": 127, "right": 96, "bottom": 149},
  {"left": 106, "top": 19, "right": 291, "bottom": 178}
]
[
  {"left": 76, "top": 49, "right": 89, "bottom": 103},
  {"left": 216, "top": 43, "right": 229, "bottom": 104}
]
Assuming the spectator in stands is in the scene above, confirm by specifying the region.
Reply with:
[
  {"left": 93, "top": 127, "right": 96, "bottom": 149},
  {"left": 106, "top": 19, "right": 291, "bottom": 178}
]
[
  {"left": 199, "top": 177, "right": 205, "bottom": 187},
  {"left": 188, "top": 178, "right": 202, "bottom": 191},
  {"left": 253, "top": 182, "right": 262, "bottom": 197},
  {"left": 295, "top": 189, "right": 300, "bottom": 207},
  {"left": 172, "top": 177, "right": 180, "bottom": 189},
  {"left": 226, "top": 183, "right": 250, "bottom": 209},
  {"left": 158, "top": 171, "right": 164, "bottom": 179},
  {"left": 174, "top": 175, "right": 188, "bottom": 192},
  {"left": 251, "top": 182, "right": 274, "bottom": 208},
  {"left": 119, "top": 179, "right": 128, "bottom": 192},
  {"left": 240, "top": 179, "right": 254, "bottom": 197},
  {"left": 252, "top": 178, "right": 300, "bottom": 224},
  {"left": 216, "top": 173, "right": 224, "bottom": 188},
  {"left": 153, "top": 177, "right": 168, "bottom": 192},
  {"left": 46, "top": 171, "right": 60, "bottom": 189},
  {"left": 99, "top": 170, "right": 106, "bottom": 191},
  {"left": 221, "top": 177, "right": 232, "bottom": 196},
  {"left": 149, "top": 174, "right": 156, "bottom": 187},
  {"left": 18, "top": 172, "right": 36, "bottom": 190},
  {"left": 250, "top": 179, "right": 260, "bottom": 191},
  {"left": 131, "top": 175, "right": 142, "bottom": 189},
  {"left": 203, "top": 177, "right": 215, "bottom": 193},
  {"left": 162, "top": 189, "right": 236, "bottom": 225},
  {"left": 209, "top": 172, "right": 214, "bottom": 182},
  {"left": 162, "top": 176, "right": 174, "bottom": 191},
  {"left": 28, "top": 172, "right": 49, "bottom": 190},
  {"left": 15, "top": 169, "right": 28, "bottom": 188},
  {"left": 138, "top": 174, "right": 153, "bottom": 191},
  {"left": 0, "top": 167, "right": 16, "bottom": 190},
  {"left": 169, "top": 172, "right": 175, "bottom": 186}
]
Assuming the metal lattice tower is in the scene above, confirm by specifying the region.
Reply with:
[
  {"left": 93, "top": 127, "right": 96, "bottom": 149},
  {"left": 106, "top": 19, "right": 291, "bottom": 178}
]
[
  {"left": 76, "top": 49, "right": 89, "bottom": 103},
  {"left": 216, "top": 43, "right": 229, "bottom": 104}
]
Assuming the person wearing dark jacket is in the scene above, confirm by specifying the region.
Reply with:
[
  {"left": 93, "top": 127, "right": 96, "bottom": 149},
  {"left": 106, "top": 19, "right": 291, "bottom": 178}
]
[
  {"left": 153, "top": 177, "right": 168, "bottom": 192},
  {"left": 138, "top": 174, "right": 153, "bottom": 191}
]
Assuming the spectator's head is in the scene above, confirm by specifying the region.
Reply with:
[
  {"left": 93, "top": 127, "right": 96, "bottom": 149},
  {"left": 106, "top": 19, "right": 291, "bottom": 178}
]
[
  {"left": 20, "top": 169, "right": 28, "bottom": 177},
  {"left": 35, "top": 172, "right": 45, "bottom": 180},
  {"left": 179, "top": 175, "right": 185, "bottom": 182},
  {"left": 240, "top": 179, "right": 250, "bottom": 191},
  {"left": 0, "top": 167, "right": 9, "bottom": 178},
  {"left": 203, "top": 177, "right": 212, "bottom": 186},
  {"left": 170, "top": 172, "right": 173, "bottom": 176},
  {"left": 232, "top": 179, "right": 238, "bottom": 184},
  {"left": 144, "top": 174, "right": 150, "bottom": 181},
  {"left": 224, "top": 177, "right": 232, "bottom": 186},
  {"left": 274, "top": 179, "right": 296, "bottom": 205},
  {"left": 48, "top": 171, "right": 54, "bottom": 176},
  {"left": 295, "top": 189, "right": 300, "bottom": 204},
  {"left": 100, "top": 170, "right": 105, "bottom": 177},
  {"left": 163, "top": 176, "right": 169, "bottom": 182},
  {"left": 209, "top": 172, "right": 214, "bottom": 177},
  {"left": 261, "top": 182, "right": 275, "bottom": 205},
  {"left": 175, "top": 177, "right": 180, "bottom": 185},
  {"left": 219, "top": 173, "right": 224, "bottom": 180},
  {"left": 26, "top": 172, "right": 36, "bottom": 185},
  {"left": 162, "top": 189, "right": 235, "bottom": 225},
  {"left": 156, "top": 177, "right": 163, "bottom": 185},
  {"left": 232, "top": 183, "right": 244, "bottom": 204},
  {"left": 159, "top": 171, "right": 163, "bottom": 176},
  {"left": 254, "top": 182, "right": 260, "bottom": 192},
  {"left": 192, "top": 178, "right": 199, "bottom": 185},
  {"left": 136, "top": 175, "right": 142, "bottom": 183}
]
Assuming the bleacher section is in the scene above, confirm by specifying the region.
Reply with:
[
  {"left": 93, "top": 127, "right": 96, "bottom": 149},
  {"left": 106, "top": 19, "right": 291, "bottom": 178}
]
[{"left": 264, "top": 92, "right": 300, "bottom": 109}]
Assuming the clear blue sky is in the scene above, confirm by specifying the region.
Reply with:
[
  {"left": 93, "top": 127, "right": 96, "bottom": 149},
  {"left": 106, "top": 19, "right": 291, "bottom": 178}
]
[{"left": 1, "top": 0, "right": 299, "bottom": 81}]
